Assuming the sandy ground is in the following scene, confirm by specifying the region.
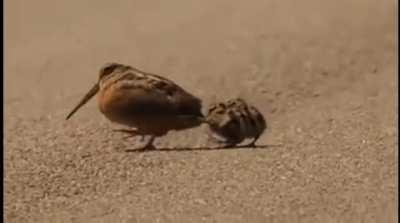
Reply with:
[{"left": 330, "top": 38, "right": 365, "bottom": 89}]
[{"left": 5, "top": 0, "right": 398, "bottom": 222}]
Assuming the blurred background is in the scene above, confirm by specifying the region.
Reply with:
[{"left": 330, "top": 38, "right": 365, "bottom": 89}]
[{"left": 5, "top": 0, "right": 397, "bottom": 222}]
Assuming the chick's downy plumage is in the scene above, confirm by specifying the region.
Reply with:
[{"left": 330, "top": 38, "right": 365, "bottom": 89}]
[{"left": 206, "top": 98, "right": 266, "bottom": 147}]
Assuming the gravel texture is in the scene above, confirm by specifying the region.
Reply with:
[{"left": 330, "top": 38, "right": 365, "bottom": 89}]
[{"left": 5, "top": 0, "right": 397, "bottom": 222}]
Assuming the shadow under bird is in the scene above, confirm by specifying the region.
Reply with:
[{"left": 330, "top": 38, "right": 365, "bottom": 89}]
[{"left": 66, "top": 62, "right": 205, "bottom": 151}]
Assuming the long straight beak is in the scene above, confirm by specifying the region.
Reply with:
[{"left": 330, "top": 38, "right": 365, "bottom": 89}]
[{"left": 66, "top": 83, "right": 100, "bottom": 120}]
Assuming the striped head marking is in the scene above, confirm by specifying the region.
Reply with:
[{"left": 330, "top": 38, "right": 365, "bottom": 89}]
[
  {"left": 98, "top": 62, "right": 126, "bottom": 82},
  {"left": 226, "top": 98, "right": 247, "bottom": 109}
]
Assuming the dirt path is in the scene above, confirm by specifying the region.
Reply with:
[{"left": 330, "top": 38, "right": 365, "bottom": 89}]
[{"left": 5, "top": 0, "right": 397, "bottom": 222}]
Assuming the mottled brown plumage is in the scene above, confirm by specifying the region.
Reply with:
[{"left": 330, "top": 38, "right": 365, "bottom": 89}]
[
  {"left": 66, "top": 62, "right": 204, "bottom": 150},
  {"left": 206, "top": 98, "right": 267, "bottom": 147}
]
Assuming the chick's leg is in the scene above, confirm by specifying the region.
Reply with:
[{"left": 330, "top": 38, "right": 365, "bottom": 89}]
[{"left": 244, "top": 135, "right": 260, "bottom": 148}]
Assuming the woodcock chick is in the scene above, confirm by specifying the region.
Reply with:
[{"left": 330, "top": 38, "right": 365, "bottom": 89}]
[
  {"left": 66, "top": 62, "right": 204, "bottom": 151},
  {"left": 205, "top": 98, "right": 267, "bottom": 147}
]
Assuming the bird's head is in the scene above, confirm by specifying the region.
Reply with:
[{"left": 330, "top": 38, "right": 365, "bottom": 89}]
[{"left": 65, "top": 62, "right": 125, "bottom": 120}]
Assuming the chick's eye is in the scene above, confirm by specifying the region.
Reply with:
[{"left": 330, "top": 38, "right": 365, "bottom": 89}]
[{"left": 208, "top": 106, "right": 216, "bottom": 113}]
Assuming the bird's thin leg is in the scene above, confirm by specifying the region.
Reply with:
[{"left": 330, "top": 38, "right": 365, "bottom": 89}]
[
  {"left": 137, "top": 135, "right": 156, "bottom": 151},
  {"left": 208, "top": 133, "right": 240, "bottom": 149},
  {"left": 139, "top": 135, "right": 146, "bottom": 142},
  {"left": 244, "top": 135, "right": 260, "bottom": 148},
  {"left": 207, "top": 132, "right": 230, "bottom": 144},
  {"left": 221, "top": 138, "right": 241, "bottom": 148},
  {"left": 208, "top": 136, "right": 226, "bottom": 144}
]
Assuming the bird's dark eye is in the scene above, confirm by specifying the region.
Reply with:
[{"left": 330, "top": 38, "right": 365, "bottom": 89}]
[
  {"left": 99, "top": 63, "right": 121, "bottom": 80},
  {"left": 208, "top": 105, "right": 217, "bottom": 113},
  {"left": 102, "top": 66, "right": 117, "bottom": 76}
]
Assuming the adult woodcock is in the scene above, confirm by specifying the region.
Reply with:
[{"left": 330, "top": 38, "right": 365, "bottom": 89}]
[{"left": 66, "top": 62, "right": 204, "bottom": 151}]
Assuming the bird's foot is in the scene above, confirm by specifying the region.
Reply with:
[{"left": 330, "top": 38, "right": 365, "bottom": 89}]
[
  {"left": 135, "top": 143, "right": 156, "bottom": 151},
  {"left": 125, "top": 135, "right": 157, "bottom": 152}
]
